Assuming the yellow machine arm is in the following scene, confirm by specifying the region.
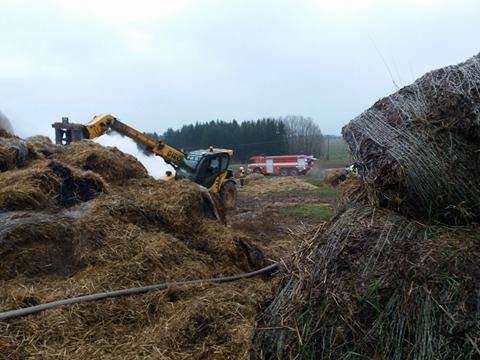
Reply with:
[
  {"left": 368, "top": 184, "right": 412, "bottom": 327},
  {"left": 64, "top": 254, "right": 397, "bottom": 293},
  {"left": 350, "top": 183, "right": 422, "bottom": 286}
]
[{"left": 84, "top": 114, "right": 185, "bottom": 166}]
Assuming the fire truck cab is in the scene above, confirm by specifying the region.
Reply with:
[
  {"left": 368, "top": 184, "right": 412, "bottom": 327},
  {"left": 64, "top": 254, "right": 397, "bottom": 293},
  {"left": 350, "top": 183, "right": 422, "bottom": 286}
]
[{"left": 247, "top": 155, "right": 316, "bottom": 176}]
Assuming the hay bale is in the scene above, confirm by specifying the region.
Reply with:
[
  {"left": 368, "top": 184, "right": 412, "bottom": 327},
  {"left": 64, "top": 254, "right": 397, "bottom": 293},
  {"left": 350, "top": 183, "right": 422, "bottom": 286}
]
[
  {"left": 0, "top": 161, "right": 105, "bottom": 211},
  {"left": 0, "top": 212, "right": 82, "bottom": 280},
  {"left": 53, "top": 140, "right": 149, "bottom": 186},
  {"left": 342, "top": 53, "right": 480, "bottom": 224},
  {"left": 26, "top": 136, "right": 58, "bottom": 157},
  {"left": 0, "top": 136, "right": 28, "bottom": 172},
  {"left": 252, "top": 205, "right": 480, "bottom": 359},
  {"left": 323, "top": 168, "right": 346, "bottom": 187}
]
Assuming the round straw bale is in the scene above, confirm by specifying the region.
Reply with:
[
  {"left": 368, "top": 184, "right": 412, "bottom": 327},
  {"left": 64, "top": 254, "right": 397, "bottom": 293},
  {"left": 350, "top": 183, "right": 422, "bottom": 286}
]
[{"left": 342, "top": 53, "right": 480, "bottom": 224}]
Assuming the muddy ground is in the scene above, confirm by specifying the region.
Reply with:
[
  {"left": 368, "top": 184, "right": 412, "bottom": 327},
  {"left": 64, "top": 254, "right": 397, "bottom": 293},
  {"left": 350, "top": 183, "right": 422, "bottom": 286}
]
[{"left": 229, "top": 175, "right": 337, "bottom": 263}]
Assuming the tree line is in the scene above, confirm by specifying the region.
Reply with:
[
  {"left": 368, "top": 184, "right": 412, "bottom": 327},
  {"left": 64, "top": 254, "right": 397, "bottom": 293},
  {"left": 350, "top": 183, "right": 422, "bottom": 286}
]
[{"left": 147, "top": 115, "right": 324, "bottom": 162}]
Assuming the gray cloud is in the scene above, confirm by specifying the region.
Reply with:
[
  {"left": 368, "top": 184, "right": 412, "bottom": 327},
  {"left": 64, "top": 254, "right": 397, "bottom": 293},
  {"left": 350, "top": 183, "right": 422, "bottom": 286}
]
[{"left": 1, "top": 0, "right": 479, "bottom": 138}]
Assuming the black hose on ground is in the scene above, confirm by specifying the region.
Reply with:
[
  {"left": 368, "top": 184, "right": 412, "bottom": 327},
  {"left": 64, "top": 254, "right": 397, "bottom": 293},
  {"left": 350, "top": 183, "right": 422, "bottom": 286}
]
[{"left": 0, "top": 263, "right": 279, "bottom": 321}]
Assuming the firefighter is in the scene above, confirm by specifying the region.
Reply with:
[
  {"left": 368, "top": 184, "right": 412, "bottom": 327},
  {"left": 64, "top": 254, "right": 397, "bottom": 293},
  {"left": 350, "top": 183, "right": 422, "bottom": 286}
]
[{"left": 239, "top": 166, "right": 246, "bottom": 186}]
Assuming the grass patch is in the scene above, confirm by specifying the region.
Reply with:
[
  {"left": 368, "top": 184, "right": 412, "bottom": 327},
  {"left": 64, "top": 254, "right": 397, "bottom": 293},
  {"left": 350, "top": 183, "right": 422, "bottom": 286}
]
[
  {"left": 280, "top": 204, "right": 333, "bottom": 221},
  {"left": 304, "top": 177, "right": 339, "bottom": 202}
]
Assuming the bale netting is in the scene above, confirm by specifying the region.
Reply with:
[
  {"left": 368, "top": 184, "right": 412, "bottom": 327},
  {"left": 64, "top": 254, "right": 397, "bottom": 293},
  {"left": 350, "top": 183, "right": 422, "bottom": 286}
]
[
  {"left": 52, "top": 140, "right": 149, "bottom": 186},
  {"left": 252, "top": 205, "right": 480, "bottom": 359},
  {"left": 342, "top": 53, "right": 480, "bottom": 224}
]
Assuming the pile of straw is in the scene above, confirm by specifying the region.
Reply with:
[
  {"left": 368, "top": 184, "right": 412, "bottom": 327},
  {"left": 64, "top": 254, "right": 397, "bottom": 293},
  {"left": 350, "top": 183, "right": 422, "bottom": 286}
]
[
  {"left": 53, "top": 140, "right": 149, "bottom": 185},
  {"left": 26, "top": 136, "right": 59, "bottom": 157},
  {"left": 0, "top": 137, "right": 272, "bottom": 358},
  {"left": 0, "top": 131, "right": 28, "bottom": 172},
  {"left": 253, "top": 205, "right": 480, "bottom": 359},
  {"left": 0, "top": 160, "right": 105, "bottom": 211}
]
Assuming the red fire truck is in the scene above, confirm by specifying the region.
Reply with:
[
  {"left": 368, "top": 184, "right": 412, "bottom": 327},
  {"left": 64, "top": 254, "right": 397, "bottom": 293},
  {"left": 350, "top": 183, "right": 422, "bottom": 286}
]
[{"left": 247, "top": 155, "right": 316, "bottom": 176}]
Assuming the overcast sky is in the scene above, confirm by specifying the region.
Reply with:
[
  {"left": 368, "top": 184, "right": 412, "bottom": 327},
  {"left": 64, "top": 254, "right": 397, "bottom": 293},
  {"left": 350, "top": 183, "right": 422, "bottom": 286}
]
[{"left": 1, "top": 0, "right": 479, "bottom": 138}]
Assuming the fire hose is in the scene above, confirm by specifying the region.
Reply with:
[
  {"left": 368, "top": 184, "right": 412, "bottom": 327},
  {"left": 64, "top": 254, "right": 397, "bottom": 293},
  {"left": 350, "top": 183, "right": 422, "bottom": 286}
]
[{"left": 0, "top": 263, "right": 279, "bottom": 321}]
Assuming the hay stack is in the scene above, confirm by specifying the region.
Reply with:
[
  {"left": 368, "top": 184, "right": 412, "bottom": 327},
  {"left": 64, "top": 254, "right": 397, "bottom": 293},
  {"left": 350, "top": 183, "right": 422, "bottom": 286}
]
[
  {"left": 53, "top": 140, "right": 149, "bottom": 185},
  {"left": 0, "top": 136, "right": 271, "bottom": 358},
  {"left": 252, "top": 205, "right": 480, "bottom": 359},
  {"left": 0, "top": 160, "right": 105, "bottom": 211},
  {"left": 0, "top": 131, "right": 28, "bottom": 172},
  {"left": 342, "top": 53, "right": 480, "bottom": 224},
  {"left": 26, "top": 136, "right": 58, "bottom": 157},
  {"left": 323, "top": 168, "right": 346, "bottom": 187},
  {"left": 244, "top": 173, "right": 264, "bottom": 185}
]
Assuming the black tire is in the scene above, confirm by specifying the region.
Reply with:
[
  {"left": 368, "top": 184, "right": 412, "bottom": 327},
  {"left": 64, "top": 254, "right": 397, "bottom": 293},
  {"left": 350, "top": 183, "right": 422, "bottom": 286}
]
[
  {"left": 279, "top": 168, "right": 289, "bottom": 176},
  {"left": 289, "top": 168, "right": 299, "bottom": 176},
  {"left": 253, "top": 167, "right": 262, "bottom": 174},
  {"left": 220, "top": 181, "right": 237, "bottom": 210}
]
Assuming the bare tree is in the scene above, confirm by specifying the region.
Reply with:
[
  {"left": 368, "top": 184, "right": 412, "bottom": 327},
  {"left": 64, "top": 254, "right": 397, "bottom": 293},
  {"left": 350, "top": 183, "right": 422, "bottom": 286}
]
[{"left": 281, "top": 115, "right": 324, "bottom": 157}]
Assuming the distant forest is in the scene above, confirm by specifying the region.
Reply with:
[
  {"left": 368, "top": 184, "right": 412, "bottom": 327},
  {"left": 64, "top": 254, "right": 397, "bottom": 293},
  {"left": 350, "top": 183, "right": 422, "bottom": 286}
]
[{"left": 147, "top": 116, "right": 325, "bottom": 162}]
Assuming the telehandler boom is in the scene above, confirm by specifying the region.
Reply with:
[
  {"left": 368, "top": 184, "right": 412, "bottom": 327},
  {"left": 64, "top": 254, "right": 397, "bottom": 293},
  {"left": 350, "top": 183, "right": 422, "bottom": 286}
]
[{"left": 52, "top": 114, "right": 237, "bottom": 209}]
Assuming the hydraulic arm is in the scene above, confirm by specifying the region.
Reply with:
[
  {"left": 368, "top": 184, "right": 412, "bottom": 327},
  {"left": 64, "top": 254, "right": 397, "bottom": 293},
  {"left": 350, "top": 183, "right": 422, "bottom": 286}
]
[{"left": 82, "top": 114, "right": 185, "bottom": 167}]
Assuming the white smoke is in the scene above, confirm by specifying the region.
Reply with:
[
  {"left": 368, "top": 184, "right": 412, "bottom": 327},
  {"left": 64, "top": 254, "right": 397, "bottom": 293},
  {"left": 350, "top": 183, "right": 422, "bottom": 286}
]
[
  {"left": 95, "top": 132, "right": 174, "bottom": 179},
  {"left": 0, "top": 111, "right": 14, "bottom": 133}
]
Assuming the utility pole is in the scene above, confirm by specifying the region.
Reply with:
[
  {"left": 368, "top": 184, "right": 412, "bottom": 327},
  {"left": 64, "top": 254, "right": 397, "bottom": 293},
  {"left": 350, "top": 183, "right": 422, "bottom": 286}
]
[{"left": 326, "top": 136, "right": 330, "bottom": 161}]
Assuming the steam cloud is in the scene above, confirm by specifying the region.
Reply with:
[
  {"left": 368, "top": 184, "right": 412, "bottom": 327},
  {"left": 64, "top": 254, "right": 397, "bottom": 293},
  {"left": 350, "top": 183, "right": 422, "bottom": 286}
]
[
  {"left": 0, "top": 111, "right": 14, "bottom": 133},
  {"left": 95, "top": 133, "right": 174, "bottom": 179}
]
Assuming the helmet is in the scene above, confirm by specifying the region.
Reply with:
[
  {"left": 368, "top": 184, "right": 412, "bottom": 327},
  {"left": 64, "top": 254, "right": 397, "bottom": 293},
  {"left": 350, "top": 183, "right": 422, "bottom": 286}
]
[{"left": 240, "top": 166, "right": 244, "bottom": 170}]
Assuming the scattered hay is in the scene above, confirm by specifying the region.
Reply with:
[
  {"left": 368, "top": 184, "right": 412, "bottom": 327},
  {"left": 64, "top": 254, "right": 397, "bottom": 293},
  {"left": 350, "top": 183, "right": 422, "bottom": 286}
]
[
  {"left": 0, "top": 212, "right": 82, "bottom": 280},
  {"left": 244, "top": 173, "right": 264, "bottom": 185},
  {"left": 0, "top": 160, "right": 105, "bottom": 211},
  {"left": 0, "top": 137, "right": 275, "bottom": 358},
  {"left": 26, "top": 136, "right": 58, "bottom": 157},
  {"left": 342, "top": 53, "right": 480, "bottom": 224},
  {"left": 252, "top": 205, "right": 480, "bottom": 359},
  {"left": 0, "top": 135, "right": 28, "bottom": 172},
  {"left": 53, "top": 140, "right": 149, "bottom": 186},
  {"left": 323, "top": 168, "right": 346, "bottom": 187},
  {"left": 242, "top": 176, "right": 317, "bottom": 196}
]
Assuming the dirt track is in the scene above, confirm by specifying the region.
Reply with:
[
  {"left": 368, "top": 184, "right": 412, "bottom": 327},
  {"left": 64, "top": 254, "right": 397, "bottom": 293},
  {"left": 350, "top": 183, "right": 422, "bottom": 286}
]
[{"left": 229, "top": 175, "right": 337, "bottom": 264}]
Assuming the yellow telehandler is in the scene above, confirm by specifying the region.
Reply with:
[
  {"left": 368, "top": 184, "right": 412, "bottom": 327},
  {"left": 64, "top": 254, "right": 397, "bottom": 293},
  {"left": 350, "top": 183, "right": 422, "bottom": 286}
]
[{"left": 52, "top": 114, "right": 237, "bottom": 210}]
